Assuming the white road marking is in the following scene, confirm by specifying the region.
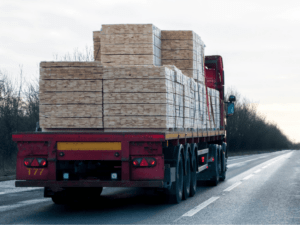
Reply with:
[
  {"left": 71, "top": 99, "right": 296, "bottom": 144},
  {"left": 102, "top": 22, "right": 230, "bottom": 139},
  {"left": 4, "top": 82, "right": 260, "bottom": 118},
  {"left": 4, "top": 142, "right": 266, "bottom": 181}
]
[
  {"left": 0, "top": 199, "right": 51, "bottom": 213},
  {"left": 228, "top": 157, "right": 263, "bottom": 168},
  {"left": 228, "top": 155, "right": 268, "bottom": 162},
  {"left": 262, "top": 165, "right": 269, "bottom": 168},
  {"left": 254, "top": 169, "right": 261, "bottom": 173},
  {"left": 223, "top": 182, "right": 242, "bottom": 192},
  {"left": 243, "top": 174, "right": 254, "bottom": 180},
  {"left": 180, "top": 197, "right": 220, "bottom": 218},
  {"left": 0, "top": 188, "right": 42, "bottom": 195},
  {"left": 0, "top": 180, "right": 43, "bottom": 195}
]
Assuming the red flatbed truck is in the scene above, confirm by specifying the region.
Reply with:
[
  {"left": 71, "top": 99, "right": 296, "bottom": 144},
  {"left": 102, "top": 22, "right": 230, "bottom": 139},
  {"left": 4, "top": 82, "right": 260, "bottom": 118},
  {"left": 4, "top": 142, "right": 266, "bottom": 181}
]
[{"left": 12, "top": 55, "right": 236, "bottom": 204}]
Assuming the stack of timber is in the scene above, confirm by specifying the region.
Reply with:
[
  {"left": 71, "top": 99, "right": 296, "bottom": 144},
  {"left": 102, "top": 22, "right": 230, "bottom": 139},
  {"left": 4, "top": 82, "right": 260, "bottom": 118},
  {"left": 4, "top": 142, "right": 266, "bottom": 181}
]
[
  {"left": 103, "top": 66, "right": 184, "bottom": 130},
  {"left": 38, "top": 24, "right": 222, "bottom": 132},
  {"left": 161, "top": 30, "right": 205, "bottom": 83},
  {"left": 39, "top": 62, "right": 103, "bottom": 130},
  {"left": 95, "top": 24, "right": 161, "bottom": 66}
]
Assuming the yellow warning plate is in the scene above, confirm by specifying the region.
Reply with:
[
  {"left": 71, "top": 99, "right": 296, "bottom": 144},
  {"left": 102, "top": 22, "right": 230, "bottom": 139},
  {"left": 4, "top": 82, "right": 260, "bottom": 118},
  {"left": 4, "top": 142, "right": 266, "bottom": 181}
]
[{"left": 57, "top": 142, "right": 121, "bottom": 151}]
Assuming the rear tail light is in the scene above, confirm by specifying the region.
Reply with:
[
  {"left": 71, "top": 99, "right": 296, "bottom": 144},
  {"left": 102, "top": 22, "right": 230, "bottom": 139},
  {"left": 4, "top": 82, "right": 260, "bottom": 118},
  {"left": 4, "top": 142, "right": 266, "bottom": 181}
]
[
  {"left": 208, "top": 157, "right": 215, "bottom": 163},
  {"left": 24, "top": 158, "right": 34, "bottom": 166},
  {"left": 24, "top": 158, "right": 47, "bottom": 167},
  {"left": 132, "top": 157, "right": 156, "bottom": 167},
  {"left": 37, "top": 158, "right": 47, "bottom": 167},
  {"left": 140, "top": 158, "right": 148, "bottom": 166},
  {"left": 201, "top": 156, "right": 205, "bottom": 163}
]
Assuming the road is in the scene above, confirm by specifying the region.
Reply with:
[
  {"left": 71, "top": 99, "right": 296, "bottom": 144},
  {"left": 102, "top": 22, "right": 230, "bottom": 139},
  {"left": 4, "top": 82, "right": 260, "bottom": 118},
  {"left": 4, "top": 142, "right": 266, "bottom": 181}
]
[{"left": 0, "top": 150, "right": 299, "bottom": 224}]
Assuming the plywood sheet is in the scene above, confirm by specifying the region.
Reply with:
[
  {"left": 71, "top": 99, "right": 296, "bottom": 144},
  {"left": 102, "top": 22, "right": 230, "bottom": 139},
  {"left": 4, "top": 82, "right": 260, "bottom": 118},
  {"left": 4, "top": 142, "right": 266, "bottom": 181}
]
[
  {"left": 40, "top": 104, "right": 102, "bottom": 117},
  {"left": 101, "top": 55, "right": 155, "bottom": 65},
  {"left": 161, "top": 39, "right": 193, "bottom": 50},
  {"left": 40, "top": 92, "right": 102, "bottom": 105},
  {"left": 103, "top": 79, "right": 174, "bottom": 93},
  {"left": 161, "top": 31, "right": 193, "bottom": 40},
  {"left": 39, "top": 80, "right": 102, "bottom": 92},
  {"left": 40, "top": 117, "right": 103, "bottom": 128},
  {"left": 103, "top": 66, "right": 173, "bottom": 80},
  {"left": 101, "top": 44, "right": 154, "bottom": 55},
  {"left": 104, "top": 116, "right": 174, "bottom": 129},
  {"left": 162, "top": 49, "right": 194, "bottom": 60},
  {"left": 40, "top": 67, "right": 103, "bottom": 80}
]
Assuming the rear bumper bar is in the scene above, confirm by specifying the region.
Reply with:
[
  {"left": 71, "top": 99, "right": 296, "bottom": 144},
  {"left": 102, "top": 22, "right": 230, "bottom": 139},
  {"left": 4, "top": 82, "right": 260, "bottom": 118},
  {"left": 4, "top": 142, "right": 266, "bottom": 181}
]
[{"left": 15, "top": 180, "right": 164, "bottom": 188}]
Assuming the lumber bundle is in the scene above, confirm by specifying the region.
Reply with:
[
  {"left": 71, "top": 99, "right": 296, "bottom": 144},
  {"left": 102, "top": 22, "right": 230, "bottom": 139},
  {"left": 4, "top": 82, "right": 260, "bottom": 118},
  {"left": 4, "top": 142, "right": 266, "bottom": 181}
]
[
  {"left": 95, "top": 24, "right": 161, "bottom": 66},
  {"left": 103, "top": 66, "right": 183, "bottom": 129},
  {"left": 38, "top": 24, "right": 223, "bottom": 132},
  {"left": 161, "top": 31, "right": 205, "bottom": 83},
  {"left": 39, "top": 62, "right": 103, "bottom": 129}
]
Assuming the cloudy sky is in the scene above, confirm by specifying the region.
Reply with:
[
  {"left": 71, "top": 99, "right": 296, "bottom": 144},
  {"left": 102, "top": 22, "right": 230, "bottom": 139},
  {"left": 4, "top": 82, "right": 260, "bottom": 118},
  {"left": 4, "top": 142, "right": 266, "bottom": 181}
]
[{"left": 1, "top": 0, "right": 299, "bottom": 142}]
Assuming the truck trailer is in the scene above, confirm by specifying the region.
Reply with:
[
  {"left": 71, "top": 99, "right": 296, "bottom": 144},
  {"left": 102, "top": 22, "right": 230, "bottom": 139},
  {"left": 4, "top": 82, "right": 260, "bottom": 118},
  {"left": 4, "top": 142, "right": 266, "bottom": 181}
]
[{"left": 12, "top": 55, "right": 235, "bottom": 204}]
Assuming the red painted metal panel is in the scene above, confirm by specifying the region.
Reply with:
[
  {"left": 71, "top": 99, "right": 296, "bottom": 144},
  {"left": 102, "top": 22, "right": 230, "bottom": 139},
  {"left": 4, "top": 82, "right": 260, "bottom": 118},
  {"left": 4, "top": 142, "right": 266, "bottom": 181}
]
[
  {"left": 205, "top": 68, "right": 217, "bottom": 89},
  {"left": 130, "top": 156, "right": 164, "bottom": 180},
  {"left": 16, "top": 155, "right": 48, "bottom": 180},
  {"left": 12, "top": 133, "right": 165, "bottom": 142},
  {"left": 56, "top": 150, "right": 121, "bottom": 161},
  {"left": 130, "top": 142, "right": 162, "bottom": 155},
  {"left": 121, "top": 141, "right": 130, "bottom": 181},
  {"left": 16, "top": 142, "right": 48, "bottom": 156},
  {"left": 15, "top": 180, "right": 164, "bottom": 188}
]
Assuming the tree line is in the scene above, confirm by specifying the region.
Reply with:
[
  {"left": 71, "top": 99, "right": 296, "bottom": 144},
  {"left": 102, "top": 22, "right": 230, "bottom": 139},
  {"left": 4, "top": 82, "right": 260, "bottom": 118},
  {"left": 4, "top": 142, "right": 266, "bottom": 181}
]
[{"left": 225, "top": 88, "right": 297, "bottom": 152}]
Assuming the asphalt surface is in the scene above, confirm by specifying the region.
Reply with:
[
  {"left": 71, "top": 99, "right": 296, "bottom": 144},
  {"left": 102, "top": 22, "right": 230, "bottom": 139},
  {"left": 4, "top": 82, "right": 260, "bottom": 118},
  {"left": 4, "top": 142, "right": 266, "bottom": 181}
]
[{"left": 0, "top": 150, "right": 299, "bottom": 224}]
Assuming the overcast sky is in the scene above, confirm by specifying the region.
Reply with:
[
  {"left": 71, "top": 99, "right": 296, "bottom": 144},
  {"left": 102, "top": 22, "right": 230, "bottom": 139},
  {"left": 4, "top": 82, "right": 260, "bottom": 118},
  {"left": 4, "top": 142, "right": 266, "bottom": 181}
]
[{"left": 1, "top": 0, "right": 299, "bottom": 142}]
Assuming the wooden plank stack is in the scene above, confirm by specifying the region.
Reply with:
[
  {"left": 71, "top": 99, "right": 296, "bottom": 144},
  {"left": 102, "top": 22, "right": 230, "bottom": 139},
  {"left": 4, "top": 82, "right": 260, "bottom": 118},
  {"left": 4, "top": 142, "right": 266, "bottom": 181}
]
[
  {"left": 97, "top": 24, "right": 161, "bottom": 66},
  {"left": 161, "top": 31, "right": 205, "bottom": 83},
  {"left": 39, "top": 62, "right": 103, "bottom": 129},
  {"left": 38, "top": 24, "right": 222, "bottom": 132},
  {"left": 103, "top": 66, "right": 184, "bottom": 129}
]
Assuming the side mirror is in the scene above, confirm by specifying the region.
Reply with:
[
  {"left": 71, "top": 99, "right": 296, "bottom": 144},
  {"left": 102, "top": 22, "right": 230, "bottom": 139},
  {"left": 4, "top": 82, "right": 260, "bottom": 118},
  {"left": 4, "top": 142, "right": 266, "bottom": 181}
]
[
  {"left": 229, "top": 95, "right": 236, "bottom": 103},
  {"left": 227, "top": 102, "right": 235, "bottom": 117}
]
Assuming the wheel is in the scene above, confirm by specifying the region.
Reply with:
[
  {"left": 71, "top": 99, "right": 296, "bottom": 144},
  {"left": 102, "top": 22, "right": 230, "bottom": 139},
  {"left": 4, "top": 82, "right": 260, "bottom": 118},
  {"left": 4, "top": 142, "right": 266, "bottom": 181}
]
[
  {"left": 51, "top": 195, "right": 71, "bottom": 205},
  {"left": 219, "top": 151, "right": 226, "bottom": 181},
  {"left": 189, "top": 149, "right": 197, "bottom": 197},
  {"left": 209, "top": 145, "right": 220, "bottom": 186},
  {"left": 219, "top": 143, "right": 227, "bottom": 181},
  {"left": 76, "top": 187, "right": 103, "bottom": 203},
  {"left": 182, "top": 148, "right": 191, "bottom": 200},
  {"left": 167, "top": 148, "right": 184, "bottom": 204}
]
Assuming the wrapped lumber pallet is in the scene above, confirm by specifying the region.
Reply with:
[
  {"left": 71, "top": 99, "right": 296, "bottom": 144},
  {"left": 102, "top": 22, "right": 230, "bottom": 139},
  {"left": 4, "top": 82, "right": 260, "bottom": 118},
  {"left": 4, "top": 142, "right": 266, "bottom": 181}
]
[
  {"left": 95, "top": 24, "right": 161, "bottom": 66},
  {"left": 164, "top": 65, "right": 205, "bottom": 130},
  {"left": 161, "top": 30, "right": 205, "bottom": 83},
  {"left": 39, "top": 61, "right": 103, "bottom": 130},
  {"left": 103, "top": 65, "right": 184, "bottom": 130}
]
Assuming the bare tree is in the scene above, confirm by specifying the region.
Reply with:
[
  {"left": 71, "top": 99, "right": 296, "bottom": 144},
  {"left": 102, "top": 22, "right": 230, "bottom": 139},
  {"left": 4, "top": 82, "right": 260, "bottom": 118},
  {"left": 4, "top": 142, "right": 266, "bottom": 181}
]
[
  {"left": 53, "top": 46, "right": 94, "bottom": 61},
  {"left": 0, "top": 67, "right": 39, "bottom": 173}
]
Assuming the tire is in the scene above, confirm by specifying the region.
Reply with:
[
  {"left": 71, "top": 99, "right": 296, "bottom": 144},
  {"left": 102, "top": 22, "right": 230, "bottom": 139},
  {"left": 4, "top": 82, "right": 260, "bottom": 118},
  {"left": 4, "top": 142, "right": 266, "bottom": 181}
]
[
  {"left": 52, "top": 187, "right": 103, "bottom": 204},
  {"left": 219, "top": 151, "right": 226, "bottom": 181},
  {"left": 182, "top": 148, "right": 191, "bottom": 200},
  {"left": 51, "top": 195, "right": 71, "bottom": 205},
  {"left": 220, "top": 143, "right": 227, "bottom": 181},
  {"left": 209, "top": 145, "right": 220, "bottom": 186},
  {"left": 189, "top": 150, "right": 197, "bottom": 197},
  {"left": 167, "top": 148, "right": 184, "bottom": 204}
]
